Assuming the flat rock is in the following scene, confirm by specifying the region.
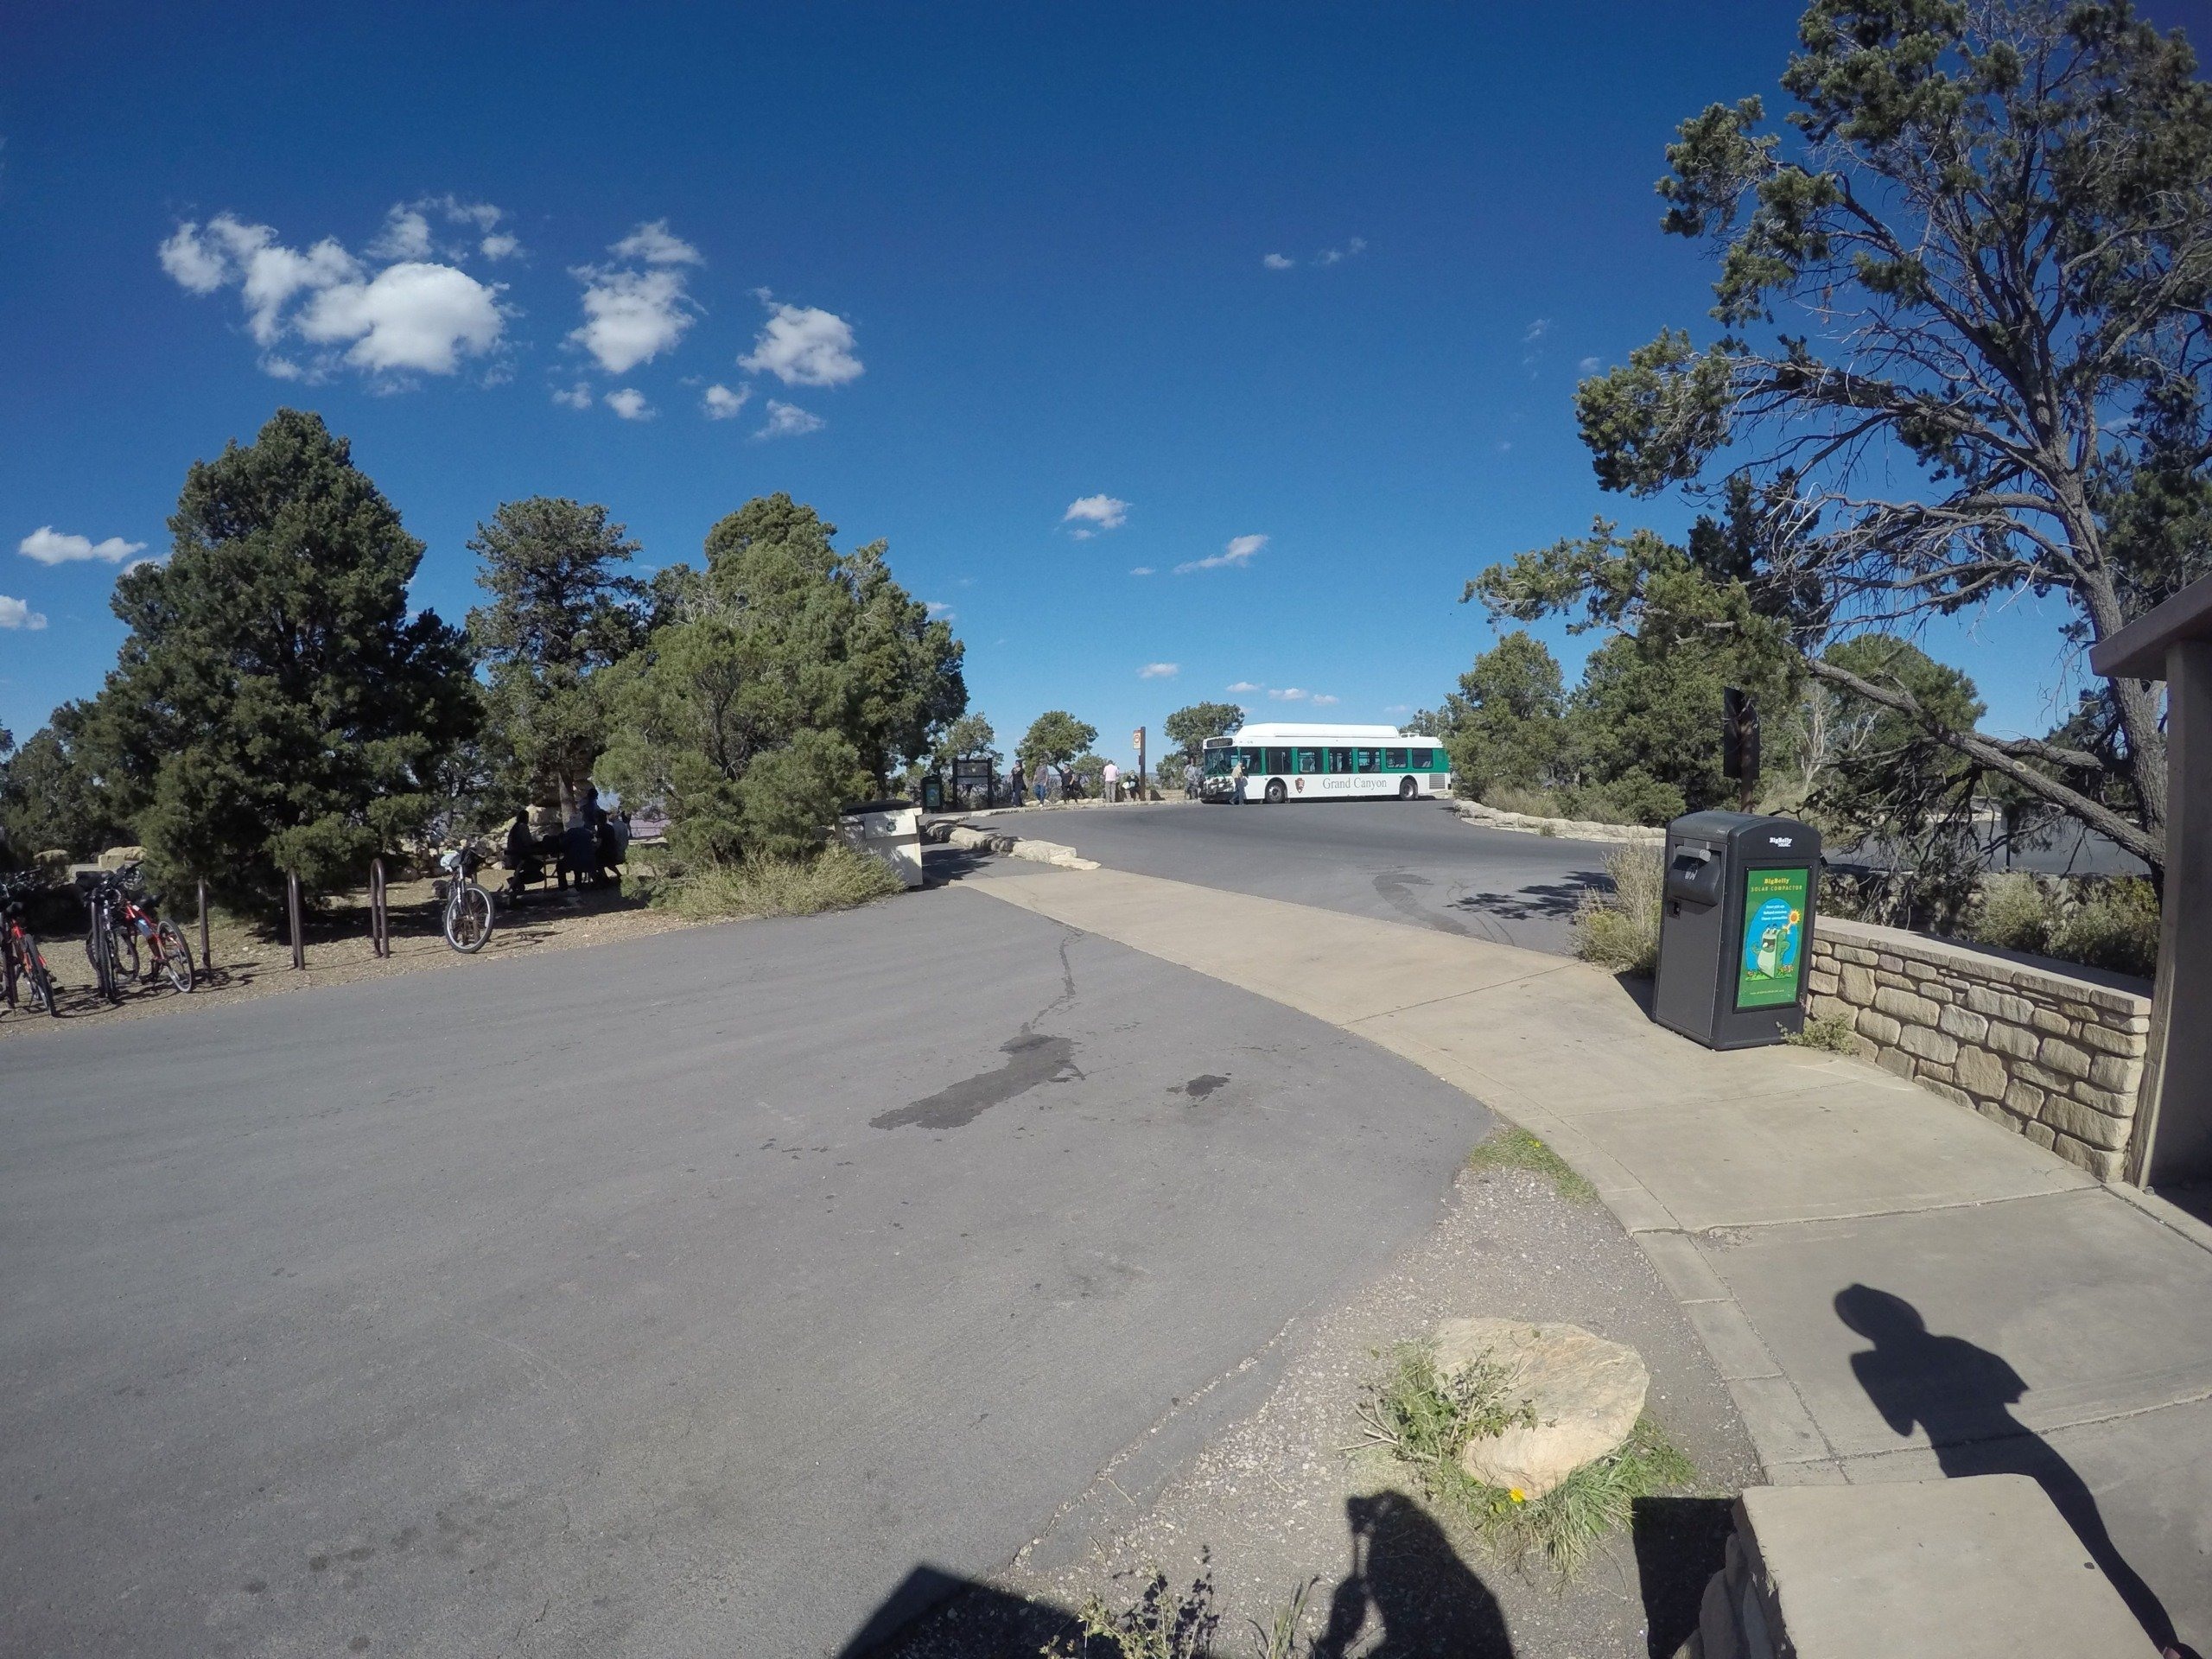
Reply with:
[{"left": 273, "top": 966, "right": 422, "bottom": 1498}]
[{"left": 1435, "top": 1317, "right": 1649, "bottom": 1497}]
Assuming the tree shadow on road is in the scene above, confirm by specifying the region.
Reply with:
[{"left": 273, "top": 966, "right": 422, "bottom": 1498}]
[
  {"left": 1836, "top": 1283, "right": 2195, "bottom": 1658},
  {"left": 1446, "top": 878, "right": 1602, "bottom": 925}
]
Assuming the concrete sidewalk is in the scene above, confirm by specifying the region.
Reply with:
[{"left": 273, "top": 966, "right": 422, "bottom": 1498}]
[{"left": 967, "top": 860, "right": 2212, "bottom": 1655}]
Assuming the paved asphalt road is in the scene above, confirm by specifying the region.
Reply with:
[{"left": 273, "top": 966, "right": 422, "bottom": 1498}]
[
  {"left": 1, "top": 881, "right": 1496, "bottom": 1657},
  {"left": 969, "top": 799, "right": 1618, "bottom": 954}
]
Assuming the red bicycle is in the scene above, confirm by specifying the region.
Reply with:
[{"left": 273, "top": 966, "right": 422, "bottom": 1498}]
[
  {"left": 86, "top": 864, "right": 194, "bottom": 998},
  {"left": 2, "top": 875, "right": 60, "bottom": 1018}
]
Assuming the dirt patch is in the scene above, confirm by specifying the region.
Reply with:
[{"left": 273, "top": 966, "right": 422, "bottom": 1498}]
[
  {"left": 0, "top": 871, "right": 700, "bottom": 1040},
  {"left": 886, "top": 1164, "right": 1762, "bottom": 1658}
]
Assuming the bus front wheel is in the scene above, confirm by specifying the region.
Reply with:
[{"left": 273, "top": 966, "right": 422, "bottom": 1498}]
[
  {"left": 1399, "top": 776, "right": 1419, "bottom": 799},
  {"left": 1265, "top": 779, "right": 1287, "bottom": 804}
]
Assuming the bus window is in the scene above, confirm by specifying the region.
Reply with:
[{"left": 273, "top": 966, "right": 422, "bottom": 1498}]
[
  {"left": 1239, "top": 747, "right": 1264, "bottom": 772},
  {"left": 1267, "top": 747, "right": 1291, "bottom": 774},
  {"left": 1325, "top": 747, "right": 1351, "bottom": 772},
  {"left": 1352, "top": 748, "right": 1379, "bottom": 772},
  {"left": 1383, "top": 747, "right": 1408, "bottom": 769},
  {"left": 1204, "top": 747, "right": 1234, "bottom": 775},
  {"left": 1294, "top": 748, "right": 1320, "bottom": 773}
]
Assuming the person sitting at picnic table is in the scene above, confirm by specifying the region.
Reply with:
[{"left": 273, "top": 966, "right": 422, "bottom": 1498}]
[
  {"left": 502, "top": 807, "right": 547, "bottom": 896},
  {"left": 596, "top": 808, "right": 631, "bottom": 887}
]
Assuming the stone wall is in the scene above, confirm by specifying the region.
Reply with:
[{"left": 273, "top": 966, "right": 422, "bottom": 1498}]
[{"left": 1805, "top": 917, "right": 2151, "bottom": 1181}]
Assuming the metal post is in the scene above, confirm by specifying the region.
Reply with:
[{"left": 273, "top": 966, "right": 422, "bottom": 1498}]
[
  {"left": 287, "top": 870, "right": 305, "bottom": 971},
  {"left": 197, "top": 878, "right": 211, "bottom": 975},
  {"left": 370, "top": 857, "right": 389, "bottom": 958}
]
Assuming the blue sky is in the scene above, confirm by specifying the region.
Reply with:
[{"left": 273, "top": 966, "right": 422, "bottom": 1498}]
[{"left": 4, "top": 2, "right": 2196, "bottom": 766}]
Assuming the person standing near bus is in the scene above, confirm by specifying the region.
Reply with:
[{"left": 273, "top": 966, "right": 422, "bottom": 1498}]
[
  {"left": 1102, "top": 760, "right": 1119, "bottom": 803},
  {"left": 1231, "top": 754, "right": 1248, "bottom": 804}
]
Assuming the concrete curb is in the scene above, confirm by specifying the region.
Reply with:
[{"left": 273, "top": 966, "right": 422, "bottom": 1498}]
[
  {"left": 1449, "top": 798, "right": 1665, "bottom": 847},
  {"left": 921, "top": 818, "right": 1101, "bottom": 871}
]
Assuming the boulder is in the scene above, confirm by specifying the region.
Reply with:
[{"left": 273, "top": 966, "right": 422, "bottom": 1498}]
[{"left": 1434, "top": 1317, "right": 1649, "bottom": 1498}]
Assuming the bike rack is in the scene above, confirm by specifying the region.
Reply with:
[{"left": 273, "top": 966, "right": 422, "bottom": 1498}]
[
  {"left": 369, "top": 858, "right": 391, "bottom": 958},
  {"left": 286, "top": 870, "right": 305, "bottom": 971},
  {"left": 197, "top": 878, "right": 212, "bottom": 976}
]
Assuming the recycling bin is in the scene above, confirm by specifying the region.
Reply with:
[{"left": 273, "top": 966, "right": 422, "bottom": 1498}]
[
  {"left": 837, "top": 799, "right": 925, "bottom": 889},
  {"left": 1653, "top": 810, "right": 1822, "bottom": 1050}
]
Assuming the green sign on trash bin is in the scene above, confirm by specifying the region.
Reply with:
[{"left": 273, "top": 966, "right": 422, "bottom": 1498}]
[{"left": 1735, "top": 866, "right": 1809, "bottom": 1009}]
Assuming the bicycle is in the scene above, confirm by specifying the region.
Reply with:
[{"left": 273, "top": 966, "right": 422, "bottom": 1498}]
[
  {"left": 113, "top": 864, "right": 195, "bottom": 994},
  {"left": 433, "top": 844, "right": 495, "bottom": 954},
  {"left": 2, "top": 876, "right": 60, "bottom": 1018},
  {"left": 82, "top": 872, "right": 129, "bottom": 1004}
]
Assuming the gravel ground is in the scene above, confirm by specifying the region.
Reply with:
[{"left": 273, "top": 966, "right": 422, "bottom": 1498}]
[
  {"left": 882, "top": 1162, "right": 1763, "bottom": 1659},
  {"left": 0, "top": 869, "right": 698, "bottom": 1040}
]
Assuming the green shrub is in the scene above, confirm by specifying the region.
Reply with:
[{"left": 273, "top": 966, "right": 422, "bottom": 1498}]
[
  {"left": 2051, "top": 878, "right": 2160, "bottom": 979},
  {"left": 1573, "top": 843, "right": 1663, "bottom": 976},
  {"left": 1971, "top": 872, "right": 2055, "bottom": 956},
  {"left": 649, "top": 842, "right": 900, "bottom": 921},
  {"left": 1785, "top": 1010, "right": 1859, "bottom": 1053}
]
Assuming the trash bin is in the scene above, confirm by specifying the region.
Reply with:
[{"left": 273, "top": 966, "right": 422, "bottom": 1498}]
[
  {"left": 919, "top": 775, "right": 945, "bottom": 814},
  {"left": 837, "top": 798, "right": 925, "bottom": 889},
  {"left": 1653, "top": 810, "right": 1822, "bottom": 1050}
]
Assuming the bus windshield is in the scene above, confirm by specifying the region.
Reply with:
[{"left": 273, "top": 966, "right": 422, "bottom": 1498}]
[{"left": 1202, "top": 746, "right": 1238, "bottom": 776}]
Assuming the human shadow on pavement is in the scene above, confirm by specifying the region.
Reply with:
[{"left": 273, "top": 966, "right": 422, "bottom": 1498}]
[
  {"left": 1835, "top": 1284, "right": 2194, "bottom": 1658},
  {"left": 1309, "top": 1492, "right": 1515, "bottom": 1656},
  {"left": 842, "top": 1492, "right": 1519, "bottom": 1657}
]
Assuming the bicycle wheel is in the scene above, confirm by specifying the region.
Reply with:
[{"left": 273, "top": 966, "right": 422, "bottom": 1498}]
[
  {"left": 25, "top": 940, "right": 58, "bottom": 1015},
  {"left": 114, "top": 924, "right": 141, "bottom": 980},
  {"left": 443, "top": 883, "right": 494, "bottom": 953},
  {"left": 88, "top": 919, "right": 118, "bottom": 1004},
  {"left": 156, "top": 921, "right": 195, "bottom": 993}
]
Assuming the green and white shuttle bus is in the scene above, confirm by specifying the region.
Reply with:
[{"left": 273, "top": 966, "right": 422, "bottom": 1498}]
[{"left": 1198, "top": 722, "right": 1451, "bottom": 804}]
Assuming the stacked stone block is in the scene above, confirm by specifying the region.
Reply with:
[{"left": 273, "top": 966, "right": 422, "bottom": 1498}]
[{"left": 1804, "top": 918, "right": 2150, "bottom": 1180}]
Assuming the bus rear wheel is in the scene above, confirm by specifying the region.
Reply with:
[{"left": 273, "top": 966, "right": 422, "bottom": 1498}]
[
  {"left": 1265, "top": 779, "right": 1287, "bottom": 804},
  {"left": 1399, "top": 776, "right": 1419, "bottom": 799}
]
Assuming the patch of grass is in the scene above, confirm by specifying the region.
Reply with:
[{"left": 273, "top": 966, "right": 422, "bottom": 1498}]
[
  {"left": 1468, "top": 1417, "right": 1694, "bottom": 1577},
  {"left": 1784, "top": 1010, "right": 1859, "bottom": 1053},
  {"left": 1573, "top": 844, "right": 1662, "bottom": 976},
  {"left": 1355, "top": 1345, "right": 1694, "bottom": 1580},
  {"left": 647, "top": 842, "right": 902, "bottom": 921},
  {"left": 1465, "top": 1126, "right": 1598, "bottom": 1205}
]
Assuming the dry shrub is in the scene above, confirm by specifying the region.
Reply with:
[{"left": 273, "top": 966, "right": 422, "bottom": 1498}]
[
  {"left": 651, "top": 842, "right": 901, "bottom": 921},
  {"left": 1573, "top": 844, "right": 1663, "bottom": 976}
]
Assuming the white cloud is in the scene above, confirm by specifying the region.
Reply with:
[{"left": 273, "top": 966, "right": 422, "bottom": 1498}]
[
  {"left": 1315, "top": 236, "right": 1367, "bottom": 266},
  {"left": 1225, "top": 681, "right": 1261, "bottom": 694},
  {"left": 19, "top": 526, "right": 146, "bottom": 565},
  {"left": 0, "top": 594, "right": 47, "bottom": 630},
  {"left": 757, "top": 399, "right": 824, "bottom": 438},
  {"left": 1175, "top": 532, "right": 1266, "bottom": 575},
  {"left": 1130, "top": 566, "right": 1154, "bottom": 577},
  {"left": 702, "top": 382, "right": 751, "bottom": 420},
  {"left": 1523, "top": 318, "right": 1551, "bottom": 344},
  {"left": 925, "top": 601, "right": 956, "bottom": 620},
  {"left": 1063, "top": 494, "right": 1129, "bottom": 534},
  {"left": 157, "top": 222, "right": 229, "bottom": 292},
  {"left": 1269, "top": 687, "right": 1309, "bottom": 701},
  {"left": 368, "top": 207, "right": 433, "bottom": 260},
  {"left": 741, "top": 296, "right": 863, "bottom": 386},
  {"left": 480, "top": 232, "right": 522, "bottom": 261},
  {"left": 611, "top": 219, "right": 702, "bottom": 265},
  {"left": 298, "top": 262, "right": 505, "bottom": 373},
  {"left": 1311, "top": 693, "right": 1340, "bottom": 706},
  {"left": 1138, "top": 662, "right": 1179, "bottom": 679},
  {"left": 1262, "top": 252, "right": 1294, "bottom": 270},
  {"left": 1578, "top": 354, "right": 1603, "bottom": 374},
  {"left": 570, "top": 266, "right": 695, "bottom": 374},
  {"left": 605, "top": 387, "right": 654, "bottom": 420},
  {"left": 159, "top": 211, "right": 505, "bottom": 380},
  {"left": 552, "top": 383, "right": 593, "bottom": 410}
]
